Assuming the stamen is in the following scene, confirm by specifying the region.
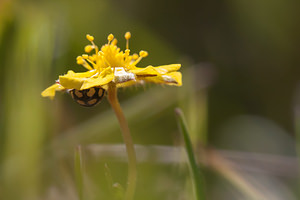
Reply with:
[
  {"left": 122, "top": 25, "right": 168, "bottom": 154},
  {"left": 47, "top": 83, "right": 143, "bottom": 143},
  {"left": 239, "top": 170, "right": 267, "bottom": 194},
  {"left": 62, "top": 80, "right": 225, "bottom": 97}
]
[
  {"left": 76, "top": 58, "right": 84, "bottom": 65},
  {"left": 92, "top": 54, "right": 98, "bottom": 61},
  {"left": 125, "top": 32, "right": 131, "bottom": 40},
  {"left": 116, "top": 53, "right": 124, "bottom": 61},
  {"left": 99, "top": 51, "right": 112, "bottom": 67},
  {"left": 86, "top": 34, "right": 98, "bottom": 53},
  {"left": 84, "top": 45, "right": 93, "bottom": 53},
  {"left": 76, "top": 57, "right": 93, "bottom": 70},
  {"left": 125, "top": 32, "right": 131, "bottom": 49},
  {"left": 112, "top": 38, "right": 118, "bottom": 45},
  {"left": 132, "top": 53, "right": 139, "bottom": 60},
  {"left": 77, "top": 54, "right": 97, "bottom": 70},
  {"left": 86, "top": 34, "right": 94, "bottom": 42},
  {"left": 130, "top": 51, "right": 148, "bottom": 66},
  {"left": 82, "top": 54, "right": 89, "bottom": 59},
  {"left": 88, "top": 56, "right": 95, "bottom": 61},
  {"left": 93, "top": 44, "right": 99, "bottom": 54},
  {"left": 124, "top": 49, "right": 130, "bottom": 62},
  {"left": 139, "top": 50, "right": 148, "bottom": 58},
  {"left": 126, "top": 55, "right": 133, "bottom": 62},
  {"left": 85, "top": 58, "right": 98, "bottom": 69},
  {"left": 107, "top": 34, "right": 114, "bottom": 44}
]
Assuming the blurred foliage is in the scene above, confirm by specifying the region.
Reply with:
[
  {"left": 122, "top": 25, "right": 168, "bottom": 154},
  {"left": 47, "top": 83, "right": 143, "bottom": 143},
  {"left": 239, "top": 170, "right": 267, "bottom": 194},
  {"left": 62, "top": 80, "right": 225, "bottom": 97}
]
[{"left": 0, "top": 0, "right": 299, "bottom": 199}]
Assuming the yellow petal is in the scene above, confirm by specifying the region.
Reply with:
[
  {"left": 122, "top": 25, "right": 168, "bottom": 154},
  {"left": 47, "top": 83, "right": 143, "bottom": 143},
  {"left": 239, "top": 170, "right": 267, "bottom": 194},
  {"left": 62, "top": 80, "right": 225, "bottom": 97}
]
[
  {"left": 130, "top": 66, "right": 158, "bottom": 75},
  {"left": 130, "top": 64, "right": 181, "bottom": 76},
  {"left": 80, "top": 67, "right": 114, "bottom": 90},
  {"left": 116, "top": 80, "right": 140, "bottom": 88},
  {"left": 41, "top": 83, "right": 65, "bottom": 99},
  {"left": 139, "top": 71, "right": 182, "bottom": 86},
  {"left": 153, "top": 64, "right": 181, "bottom": 73},
  {"left": 65, "top": 70, "right": 97, "bottom": 78},
  {"left": 59, "top": 70, "right": 98, "bottom": 90}
]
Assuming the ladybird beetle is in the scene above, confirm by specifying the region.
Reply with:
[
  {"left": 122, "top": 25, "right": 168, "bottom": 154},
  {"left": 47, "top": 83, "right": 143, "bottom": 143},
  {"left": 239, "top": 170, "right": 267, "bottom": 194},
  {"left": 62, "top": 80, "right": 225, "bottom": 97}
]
[{"left": 70, "top": 87, "right": 105, "bottom": 107}]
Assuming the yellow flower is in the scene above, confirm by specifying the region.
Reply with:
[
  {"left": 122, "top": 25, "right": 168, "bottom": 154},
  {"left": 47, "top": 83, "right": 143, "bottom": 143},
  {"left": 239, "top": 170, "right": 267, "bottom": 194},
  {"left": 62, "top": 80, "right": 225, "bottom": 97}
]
[{"left": 41, "top": 32, "right": 182, "bottom": 100}]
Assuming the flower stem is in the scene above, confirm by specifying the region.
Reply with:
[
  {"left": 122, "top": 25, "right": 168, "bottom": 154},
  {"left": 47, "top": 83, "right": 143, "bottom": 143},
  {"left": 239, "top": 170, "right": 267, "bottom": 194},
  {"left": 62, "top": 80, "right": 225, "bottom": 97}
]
[{"left": 107, "top": 83, "right": 137, "bottom": 200}]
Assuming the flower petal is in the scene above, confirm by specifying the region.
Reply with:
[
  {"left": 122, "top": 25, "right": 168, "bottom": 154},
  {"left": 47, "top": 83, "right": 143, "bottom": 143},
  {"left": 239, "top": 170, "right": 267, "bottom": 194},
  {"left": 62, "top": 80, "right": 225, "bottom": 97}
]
[
  {"left": 59, "top": 70, "right": 98, "bottom": 90},
  {"left": 41, "top": 83, "right": 65, "bottom": 99},
  {"left": 138, "top": 71, "right": 182, "bottom": 86},
  {"left": 116, "top": 80, "right": 141, "bottom": 88},
  {"left": 130, "top": 64, "right": 181, "bottom": 76},
  {"left": 153, "top": 64, "right": 181, "bottom": 74},
  {"left": 130, "top": 66, "right": 158, "bottom": 75},
  {"left": 80, "top": 67, "right": 114, "bottom": 90},
  {"left": 65, "top": 70, "right": 97, "bottom": 78}
]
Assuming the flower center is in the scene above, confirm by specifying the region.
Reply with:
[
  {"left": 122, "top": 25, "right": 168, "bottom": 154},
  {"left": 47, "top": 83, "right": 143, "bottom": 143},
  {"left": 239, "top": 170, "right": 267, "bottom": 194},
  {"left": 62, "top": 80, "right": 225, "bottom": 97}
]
[{"left": 76, "top": 32, "right": 149, "bottom": 74}]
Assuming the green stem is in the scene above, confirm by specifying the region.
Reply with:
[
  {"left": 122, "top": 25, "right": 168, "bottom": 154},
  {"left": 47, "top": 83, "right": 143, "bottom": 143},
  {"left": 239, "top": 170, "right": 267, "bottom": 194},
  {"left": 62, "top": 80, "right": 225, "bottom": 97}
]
[{"left": 107, "top": 83, "right": 137, "bottom": 200}]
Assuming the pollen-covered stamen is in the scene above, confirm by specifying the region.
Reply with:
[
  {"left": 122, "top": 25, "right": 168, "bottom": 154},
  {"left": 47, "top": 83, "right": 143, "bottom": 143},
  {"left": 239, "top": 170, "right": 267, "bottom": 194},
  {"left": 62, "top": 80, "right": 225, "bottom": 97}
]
[
  {"left": 76, "top": 56, "right": 93, "bottom": 70},
  {"left": 88, "top": 56, "right": 95, "bottom": 61},
  {"left": 130, "top": 50, "right": 148, "bottom": 67},
  {"left": 94, "top": 45, "right": 99, "bottom": 54},
  {"left": 124, "top": 49, "right": 131, "bottom": 63},
  {"left": 139, "top": 50, "right": 148, "bottom": 57},
  {"left": 86, "top": 34, "right": 99, "bottom": 54},
  {"left": 125, "top": 32, "right": 131, "bottom": 50},
  {"left": 82, "top": 54, "right": 98, "bottom": 69},
  {"left": 116, "top": 52, "right": 124, "bottom": 62},
  {"left": 76, "top": 56, "right": 82, "bottom": 61},
  {"left": 84, "top": 45, "right": 93, "bottom": 53},
  {"left": 99, "top": 51, "right": 112, "bottom": 67},
  {"left": 82, "top": 54, "right": 89, "bottom": 59},
  {"left": 86, "top": 34, "right": 94, "bottom": 42},
  {"left": 132, "top": 53, "right": 139, "bottom": 60},
  {"left": 107, "top": 34, "right": 114, "bottom": 44},
  {"left": 112, "top": 38, "right": 118, "bottom": 45}
]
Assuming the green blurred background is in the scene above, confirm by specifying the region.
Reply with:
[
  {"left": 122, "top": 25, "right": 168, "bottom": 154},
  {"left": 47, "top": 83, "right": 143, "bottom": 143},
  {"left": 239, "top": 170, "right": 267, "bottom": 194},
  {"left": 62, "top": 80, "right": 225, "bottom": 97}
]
[{"left": 0, "top": 0, "right": 299, "bottom": 199}]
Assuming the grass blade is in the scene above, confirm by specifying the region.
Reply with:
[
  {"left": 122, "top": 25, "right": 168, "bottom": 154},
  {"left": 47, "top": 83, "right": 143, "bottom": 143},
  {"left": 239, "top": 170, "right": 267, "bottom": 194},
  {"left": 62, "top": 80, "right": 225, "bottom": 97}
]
[
  {"left": 104, "top": 163, "right": 125, "bottom": 200},
  {"left": 74, "top": 145, "right": 84, "bottom": 200},
  {"left": 175, "top": 108, "right": 206, "bottom": 200}
]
